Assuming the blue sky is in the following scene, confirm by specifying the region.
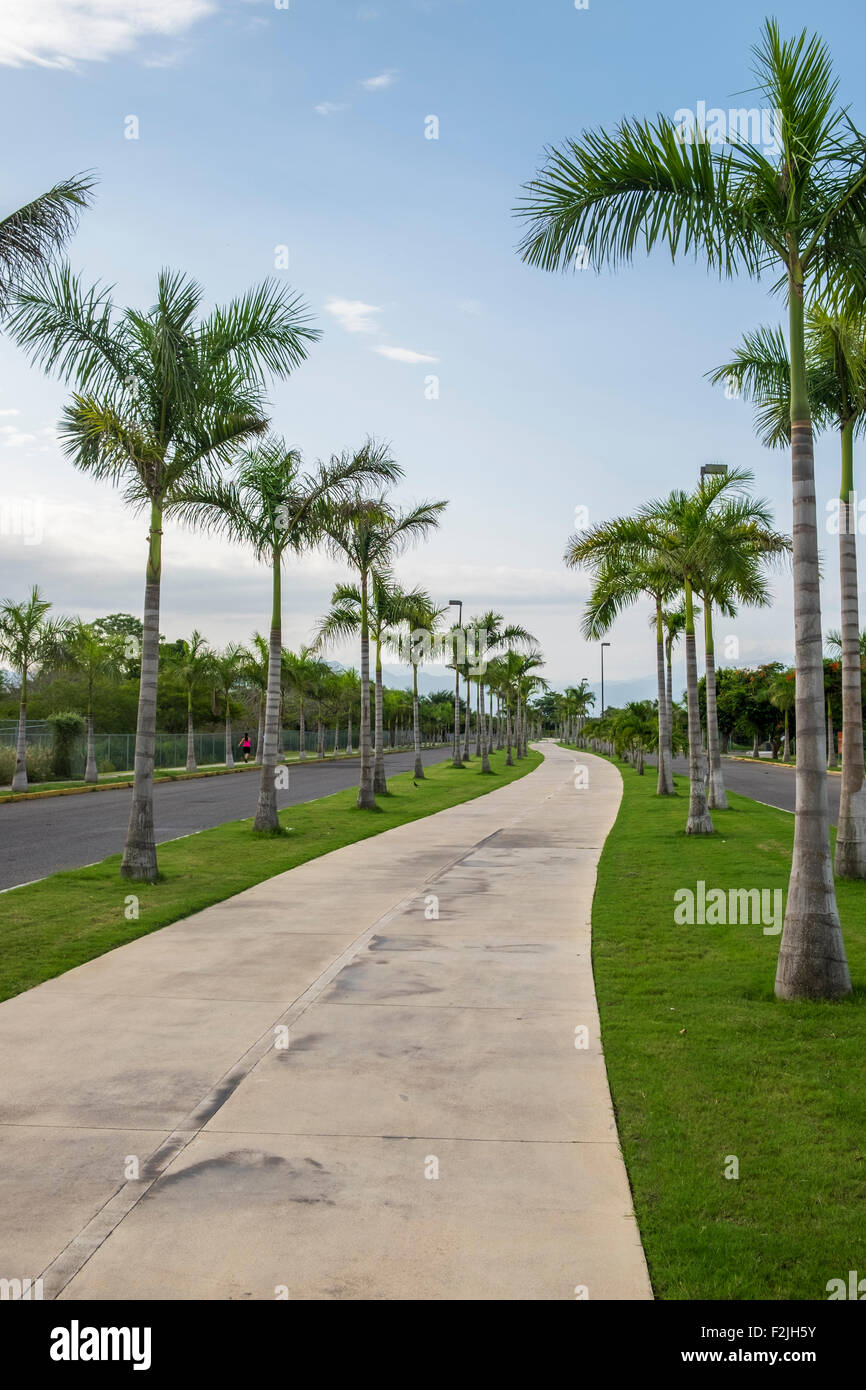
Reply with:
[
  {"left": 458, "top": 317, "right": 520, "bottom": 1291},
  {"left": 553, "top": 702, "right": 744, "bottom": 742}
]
[{"left": 1, "top": 0, "right": 864, "bottom": 701}]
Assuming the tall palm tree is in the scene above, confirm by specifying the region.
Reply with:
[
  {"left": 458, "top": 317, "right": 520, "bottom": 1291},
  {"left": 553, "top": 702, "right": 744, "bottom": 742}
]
[
  {"left": 471, "top": 613, "right": 536, "bottom": 772},
  {"left": 0, "top": 174, "right": 95, "bottom": 314},
  {"left": 63, "top": 620, "right": 126, "bottom": 782},
  {"left": 174, "top": 630, "right": 212, "bottom": 772},
  {"left": 711, "top": 311, "right": 866, "bottom": 876},
  {"left": 393, "top": 590, "right": 446, "bottom": 780},
  {"left": 0, "top": 587, "right": 70, "bottom": 791},
  {"left": 649, "top": 472, "right": 787, "bottom": 828},
  {"left": 322, "top": 495, "right": 447, "bottom": 808},
  {"left": 243, "top": 632, "right": 270, "bottom": 762},
  {"left": 316, "top": 574, "right": 429, "bottom": 793},
  {"left": 8, "top": 268, "right": 319, "bottom": 878},
  {"left": 516, "top": 17, "right": 864, "bottom": 997},
  {"left": 178, "top": 438, "right": 398, "bottom": 829},
  {"left": 212, "top": 643, "right": 247, "bottom": 768},
  {"left": 567, "top": 535, "right": 678, "bottom": 796},
  {"left": 660, "top": 604, "right": 687, "bottom": 739},
  {"left": 282, "top": 646, "right": 324, "bottom": 763},
  {"left": 770, "top": 669, "right": 797, "bottom": 762}
]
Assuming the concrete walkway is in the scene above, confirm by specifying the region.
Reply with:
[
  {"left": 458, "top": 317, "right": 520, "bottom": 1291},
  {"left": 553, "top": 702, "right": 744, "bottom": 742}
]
[{"left": 0, "top": 743, "right": 651, "bottom": 1301}]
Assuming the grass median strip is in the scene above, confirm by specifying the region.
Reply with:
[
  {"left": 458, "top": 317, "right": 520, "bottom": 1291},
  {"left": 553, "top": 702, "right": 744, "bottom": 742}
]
[
  {"left": 588, "top": 754, "right": 866, "bottom": 1300},
  {"left": 0, "top": 748, "right": 540, "bottom": 1004}
]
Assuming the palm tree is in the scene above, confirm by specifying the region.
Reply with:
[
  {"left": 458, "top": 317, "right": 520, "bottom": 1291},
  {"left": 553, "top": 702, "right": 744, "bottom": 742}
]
[
  {"left": 660, "top": 605, "right": 687, "bottom": 739},
  {"left": 471, "top": 613, "right": 536, "bottom": 772},
  {"left": 0, "top": 587, "right": 70, "bottom": 791},
  {"left": 173, "top": 631, "right": 212, "bottom": 772},
  {"left": 691, "top": 477, "right": 790, "bottom": 808},
  {"left": 0, "top": 174, "right": 95, "bottom": 313},
  {"left": 243, "top": 632, "right": 270, "bottom": 762},
  {"left": 516, "top": 17, "right": 863, "bottom": 997},
  {"left": 64, "top": 621, "right": 126, "bottom": 781},
  {"left": 770, "top": 669, "right": 797, "bottom": 762},
  {"left": 212, "top": 644, "right": 247, "bottom": 767},
  {"left": 322, "top": 495, "right": 447, "bottom": 808},
  {"left": 711, "top": 311, "right": 866, "bottom": 877},
  {"left": 649, "top": 472, "right": 787, "bottom": 827},
  {"left": 393, "top": 591, "right": 446, "bottom": 779},
  {"left": 316, "top": 574, "right": 429, "bottom": 793},
  {"left": 177, "top": 438, "right": 398, "bottom": 829},
  {"left": 282, "top": 646, "right": 323, "bottom": 762},
  {"left": 7, "top": 268, "right": 319, "bottom": 878},
  {"left": 566, "top": 534, "right": 678, "bottom": 796}
]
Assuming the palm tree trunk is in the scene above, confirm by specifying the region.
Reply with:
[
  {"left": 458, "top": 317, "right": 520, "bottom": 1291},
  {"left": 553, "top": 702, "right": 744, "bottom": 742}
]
[
  {"left": 373, "top": 640, "right": 387, "bottom": 794},
  {"left": 505, "top": 702, "right": 514, "bottom": 767},
  {"left": 666, "top": 641, "right": 674, "bottom": 741},
  {"left": 655, "top": 598, "right": 674, "bottom": 796},
  {"left": 452, "top": 665, "right": 462, "bottom": 767},
  {"left": 317, "top": 717, "right": 325, "bottom": 759},
  {"left": 684, "top": 579, "right": 713, "bottom": 835},
  {"left": 346, "top": 711, "right": 353, "bottom": 756},
  {"left": 783, "top": 708, "right": 790, "bottom": 762},
  {"left": 703, "top": 599, "right": 728, "bottom": 810},
  {"left": 826, "top": 698, "right": 836, "bottom": 770},
  {"left": 463, "top": 676, "right": 472, "bottom": 759},
  {"left": 298, "top": 698, "right": 307, "bottom": 759},
  {"left": 84, "top": 694, "right": 99, "bottom": 784},
  {"left": 121, "top": 503, "right": 162, "bottom": 881},
  {"left": 254, "top": 554, "right": 281, "bottom": 831},
  {"left": 412, "top": 664, "right": 424, "bottom": 780},
  {"left": 358, "top": 570, "right": 375, "bottom": 808},
  {"left": 185, "top": 692, "right": 197, "bottom": 773},
  {"left": 333, "top": 722, "right": 339, "bottom": 755},
  {"left": 12, "top": 678, "right": 27, "bottom": 792},
  {"left": 224, "top": 700, "right": 234, "bottom": 767},
  {"left": 475, "top": 680, "right": 482, "bottom": 756},
  {"left": 775, "top": 283, "right": 851, "bottom": 999},
  {"left": 480, "top": 680, "right": 491, "bottom": 773},
  {"left": 835, "top": 425, "right": 866, "bottom": 875},
  {"left": 255, "top": 694, "right": 264, "bottom": 763}
]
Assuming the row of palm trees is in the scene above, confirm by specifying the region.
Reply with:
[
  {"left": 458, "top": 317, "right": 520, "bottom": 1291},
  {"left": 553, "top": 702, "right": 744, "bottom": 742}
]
[
  {"left": 517, "top": 16, "right": 865, "bottom": 1001},
  {"left": 567, "top": 467, "right": 789, "bottom": 830},
  {"left": 0, "top": 590, "right": 546, "bottom": 784}
]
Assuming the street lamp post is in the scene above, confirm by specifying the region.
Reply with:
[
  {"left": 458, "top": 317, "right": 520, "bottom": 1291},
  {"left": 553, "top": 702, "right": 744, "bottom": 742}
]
[
  {"left": 449, "top": 599, "right": 463, "bottom": 767},
  {"left": 600, "top": 643, "right": 610, "bottom": 717}
]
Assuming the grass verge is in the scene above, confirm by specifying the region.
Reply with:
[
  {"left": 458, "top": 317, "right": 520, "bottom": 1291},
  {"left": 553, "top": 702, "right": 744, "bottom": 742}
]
[
  {"left": 0, "top": 748, "right": 540, "bottom": 1003},
  {"left": 587, "top": 751, "right": 866, "bottom": 1299}
]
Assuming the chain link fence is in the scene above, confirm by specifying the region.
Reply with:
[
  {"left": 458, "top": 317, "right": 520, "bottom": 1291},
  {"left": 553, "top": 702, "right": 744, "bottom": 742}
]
[{"left": 0, "top": 720, "right": 442, "bottom": 780}]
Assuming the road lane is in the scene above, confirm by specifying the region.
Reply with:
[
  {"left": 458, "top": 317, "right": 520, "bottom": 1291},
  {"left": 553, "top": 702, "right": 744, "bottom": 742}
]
[{"left": 0, "top": 748, "right": 451, "bottom": 892}]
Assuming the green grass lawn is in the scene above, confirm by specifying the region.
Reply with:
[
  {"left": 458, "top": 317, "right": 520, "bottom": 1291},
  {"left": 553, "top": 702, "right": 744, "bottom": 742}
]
[
  {"left": 0, "top": 748, "right": 539, "bottom": 1003},
  {"left": 588, "top": 752, "right": 866, "bottom": 1300}
]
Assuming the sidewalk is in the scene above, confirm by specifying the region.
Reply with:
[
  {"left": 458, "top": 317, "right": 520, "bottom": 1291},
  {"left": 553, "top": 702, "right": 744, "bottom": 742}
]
[{"left": 0, "top": 743, "right": 651, "bottom": 1301}]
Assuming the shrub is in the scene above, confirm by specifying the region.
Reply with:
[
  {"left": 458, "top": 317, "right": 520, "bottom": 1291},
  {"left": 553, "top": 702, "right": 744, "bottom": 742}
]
[
  {"left": 46, "top": 712, "right": 86, "bottom": 779},
  {"left": 0, "top": 743, "right": 57, "bottom": 785}
]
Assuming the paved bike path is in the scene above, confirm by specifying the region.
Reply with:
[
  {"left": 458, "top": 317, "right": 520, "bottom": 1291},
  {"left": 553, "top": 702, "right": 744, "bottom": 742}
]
[{"left": 0, "top": 742, "right": 651, "bottom": 1301}]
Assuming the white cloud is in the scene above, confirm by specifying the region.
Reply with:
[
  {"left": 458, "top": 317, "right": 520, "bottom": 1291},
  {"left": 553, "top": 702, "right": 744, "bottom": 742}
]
[
  {"left": 361, "top": 70, "right": 397, "bottom": 90},
  {"left": 315, "top": 101, "right": 347, "bottom": 116},
  {"left": 325, "top": 298, "right": 382, "bottom": 334},
  {"left": 0, "top": 429, "right": 38, "bottom": 447},
  {"left": 0, "top": 409, "right": 20, "bottom": 417},
  {"left": 0, "top": 0, "right": 215, "bottom": 69},
  {"left": 373, "top": 345, "right": 438, "bottom": 364}
]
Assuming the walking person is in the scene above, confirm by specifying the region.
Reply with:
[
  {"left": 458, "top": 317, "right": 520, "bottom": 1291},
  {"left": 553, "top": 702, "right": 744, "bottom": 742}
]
[{"left": 239, "top": 731, "right": 252, "bottom": 763}]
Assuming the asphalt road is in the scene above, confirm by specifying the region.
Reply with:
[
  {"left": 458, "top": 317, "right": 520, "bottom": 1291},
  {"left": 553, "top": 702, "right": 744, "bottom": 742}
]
[
  {"left": 655, "top": 754, "right": 841, "bottom": 824},
  {"left": 0, "top": 747, "right": 452, "bottom": 893}
]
